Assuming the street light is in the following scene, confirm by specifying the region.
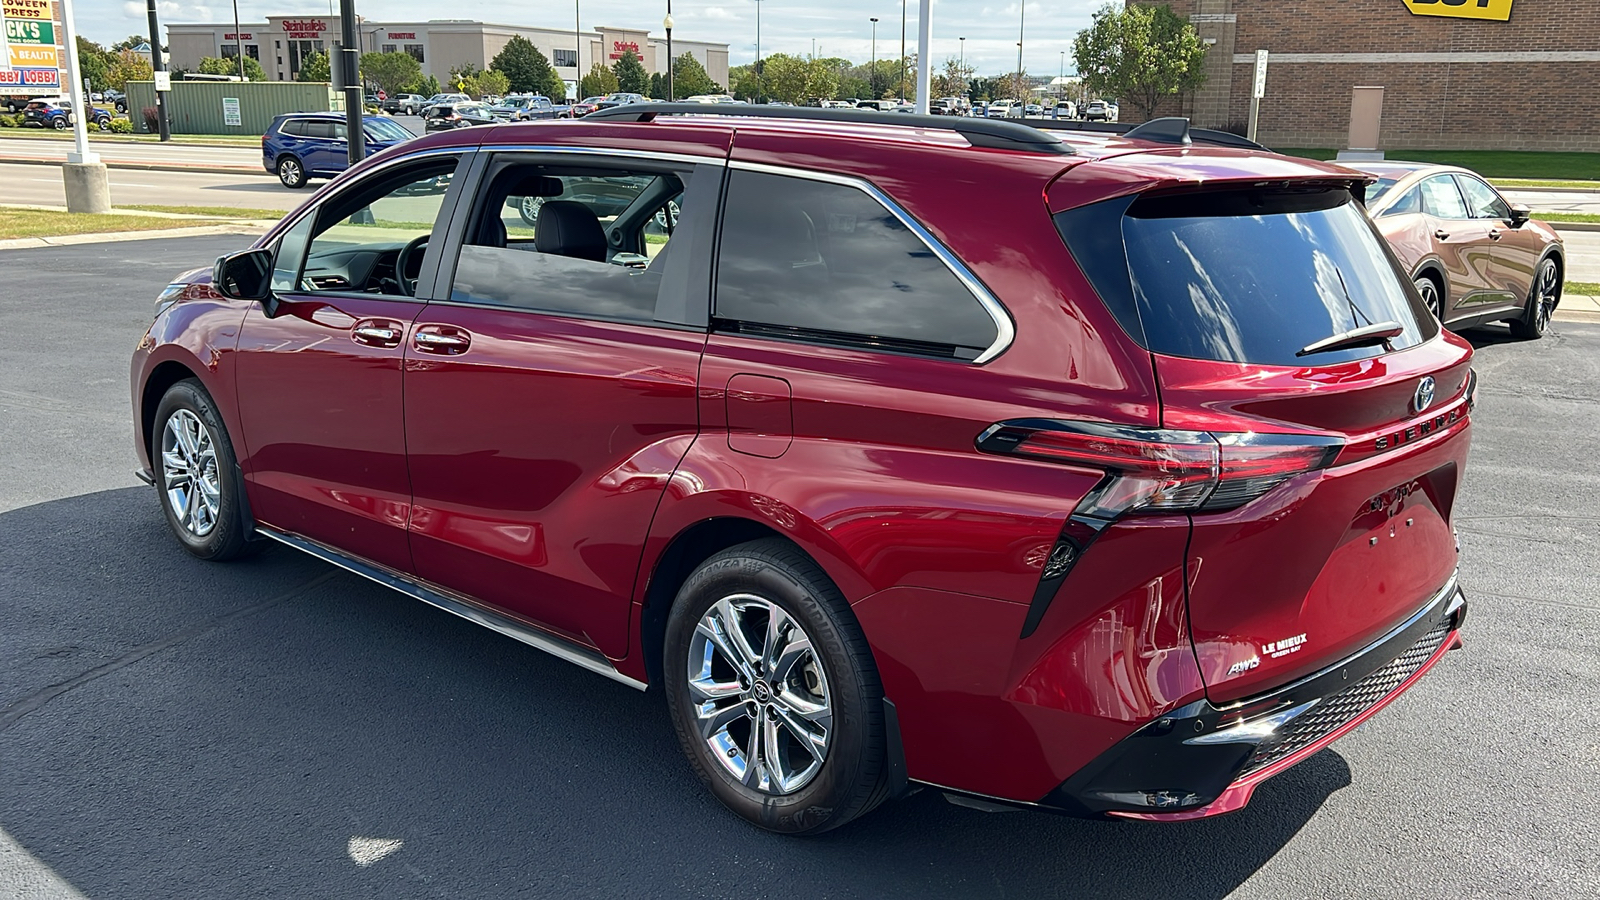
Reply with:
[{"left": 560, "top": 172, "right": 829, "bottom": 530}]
[
  {"left": 899, "top": 0, "right": 906, "bottom": 102},
  {"left": 232, "top": 0, "right": 244, "bottom": 81},
  {"left": 754, "top": 0, "right": 764, "bottom": 104},
  {"left": 958, "top": 36, "right": 965, "bottom": 98},
  {"left": 664, "top": 5, "right": 674, "bottom": 101},
  {"left": 1015, "top": 0, "right": 1026, "bottom": 103},
  {"left": 869, "top": 17, "right": 878, "bottom": 101}
]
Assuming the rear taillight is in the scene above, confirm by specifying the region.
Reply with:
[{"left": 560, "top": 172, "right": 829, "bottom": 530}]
[
  {"left": 981, "top": 419, "right": 1343, "bottom": 638},
  {"left": 978, "top": 420, "right": 1341, "bottom": 518}
]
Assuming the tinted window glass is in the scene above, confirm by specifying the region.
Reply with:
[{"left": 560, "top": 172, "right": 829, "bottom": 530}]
[
  {"left": 278, "top": 118, "right": 306, "bottom": 136},
  {"left": 1456, "top": 175, "right": 1511, "bottom": 220},
  {"left": 1093, "top": 189, "right": 1429, "bottom": 366},
  {"left": 1366, "top": 177, "right": 1399, "bottom": 205},
  {"left": 714, "top": 170, "right": 998, "bottom": 357},
  {"left": 1420, "top": 175, "right": 1469, "bottom": 219},
  {"left": 364, "top": 118, "right": 411, "bottom": 142},
  {"left": 303, "top": 120, "right": 337, "bottom": 139},
  {"left": 448, "top": 163, "right": 692, "bottom": 324}
]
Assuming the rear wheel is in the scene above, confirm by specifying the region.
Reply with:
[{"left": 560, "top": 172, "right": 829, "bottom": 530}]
[
  {"left": 277, "top": 155, "right": 308, "bottom": 189},
  {"left": 152, "top": 379, "right": 257, "bottom": 561},
  {"left": 1414, "top": 274, "right": 1444, "bottom": 322},
  {"left": 52, "top": 117, "right": 67, "bottom": 130},
  {"left": 1509, "top": 256, "right": 1560, "bottom": 340},
  {"left": 663, "top": 538, "right": 888, "bottom": 834}
]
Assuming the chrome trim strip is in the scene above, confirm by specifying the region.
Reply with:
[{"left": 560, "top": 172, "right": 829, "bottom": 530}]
[
  {"left": 1220, "top": 571, "right": 1461, "bottom": 713},
  {"left": 481, "top": 143, "right": 728, "bottom": 167},
  {"left": 1185, "top": 700, "right": 1319, "bottom": 746},
  {"left": 257, "top": 526, "right": 648, "bottom": 691},
  {"left": 727, "top": 160, "right": 1016, "bottom": 364}
]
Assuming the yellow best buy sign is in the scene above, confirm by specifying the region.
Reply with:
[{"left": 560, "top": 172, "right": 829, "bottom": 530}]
[{"left": 1403, "top": 0, "right": 1514, "bottom": 21}]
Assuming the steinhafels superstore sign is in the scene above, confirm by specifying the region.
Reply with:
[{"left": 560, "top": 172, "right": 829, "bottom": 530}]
[
  {"left": 1, "top": 0, "right": 61, "bottom": 92},
  {"left": 1403, "top": 0, "right": 1515, "bottom": 21}
]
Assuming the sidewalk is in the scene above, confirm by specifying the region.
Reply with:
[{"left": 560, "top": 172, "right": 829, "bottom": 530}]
[{"left": 1556, "top": 293, "right": 1600, "bottom": 323}]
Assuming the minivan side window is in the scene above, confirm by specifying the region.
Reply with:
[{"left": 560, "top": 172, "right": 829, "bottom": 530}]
[
  {"left": 714, "top": 169, "right": 999, "bottom": 358},
  {"left": 447, "top": 160, "right": 699, "bottom": 324}
]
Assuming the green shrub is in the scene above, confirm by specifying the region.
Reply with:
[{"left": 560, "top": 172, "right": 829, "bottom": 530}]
[
  {"left": 0, "top": 113, "right": 22, "bottom": 127},
  {"left": 108, "top": 117, "right": 133, "bottom": 133}
]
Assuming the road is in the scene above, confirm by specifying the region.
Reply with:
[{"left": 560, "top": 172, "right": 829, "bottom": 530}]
[
  {"left": 1500, "top": 188, "right": 1600, "bottom": 216},
  {"left": 1, "top": 234, "right": 1597, "bottom": 899},
  {"left": 0, "top": 161, "right": 302, "bottom": 211},
  {"left": 0, "top": 136, "right": 263, "bottom": 171}
]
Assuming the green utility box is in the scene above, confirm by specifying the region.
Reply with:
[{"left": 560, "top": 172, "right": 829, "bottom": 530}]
[{"left": 124, "top": 80, "right": 339, "bottom": 135}]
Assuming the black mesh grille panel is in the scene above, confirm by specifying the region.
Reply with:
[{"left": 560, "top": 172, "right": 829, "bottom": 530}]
[{"left": 1240, "top": 617, "right": 1452, "bottom": 777}]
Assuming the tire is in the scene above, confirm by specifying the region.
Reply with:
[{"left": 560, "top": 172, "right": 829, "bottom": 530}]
[
  {"left": 1509, "top": 256, "right": 1561, "bottom": 340},
  {"left": 52, "top": 117, "right": 67, "bottom": 130},
  {"left": 151, "top": 379, "right": 258, "bottom": 561},
  {"left": 663, "top": 538, "right": 889, "bottom": 835},
  {"left": 277, "top": 155, "right": 308, "bottom": 189},
  {"left": 1414, "top": 273, "right": 1444, "bottom": 323}
]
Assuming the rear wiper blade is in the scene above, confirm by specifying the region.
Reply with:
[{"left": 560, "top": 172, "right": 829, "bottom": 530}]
[{"left": 1296, "top": 321, "right": 1405, "bottom": 357}]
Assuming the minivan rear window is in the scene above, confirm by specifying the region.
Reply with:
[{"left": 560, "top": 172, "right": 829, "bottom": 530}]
[{"left": 1056, "top": 188, "right": 1435, "bottom": 367}]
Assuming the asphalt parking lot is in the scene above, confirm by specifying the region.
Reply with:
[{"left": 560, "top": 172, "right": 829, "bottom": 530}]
[{"left": 2, "top": 235, "right": 1597, "bottom": 899}]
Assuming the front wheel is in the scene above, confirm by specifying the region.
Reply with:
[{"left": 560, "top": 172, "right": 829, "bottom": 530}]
[
  {"left": 152, "top": 379, "right": 258, "bottom": 560},
  {"left": 663, "top": 538, "right": 889, "bottom": 835},
  {"left": 277, "top": 155, "right": 308, "bottom": 189},
  {"left": 1510, "top": 256, "right": 1561, "bottom": 339},
  {"left": 1414, "top": 274, "right": 1444, "bottom": 322}
]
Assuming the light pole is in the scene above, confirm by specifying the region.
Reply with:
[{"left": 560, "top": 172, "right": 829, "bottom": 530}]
[
  {"left": 1015, "top": 0, "right": 1025, "bottom": 104},
  {"left": 754, "top": 0, "right": 763, "bottom": 103},
  {"left": 869, "top": 17, "right": 878, "bottom": 101},
  {"left": 898, "top": 0, "right": 906, "bottom": 101},
  {"left": 232, "top": 0, "right": 245, "bottom": 80},
  {"left": 958, "top": 36, "right": 965, "bottom": 99},
  {"left": 664, "top": 3, "right": 674, "bottom": 101},
  {"left": 146, "top": 0, "right": 171, "bottom": 141}
]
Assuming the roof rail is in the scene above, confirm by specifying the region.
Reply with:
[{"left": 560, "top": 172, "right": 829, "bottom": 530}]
[
  {"left": 584, "top": 102, "right": 1075, "bottom": 155},
  {"left": 1027, "top": 117, "right": 1269, "bottom": 151}
]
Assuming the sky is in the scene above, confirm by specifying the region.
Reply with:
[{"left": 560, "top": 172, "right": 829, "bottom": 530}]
[{"left": 81, "top": 0, "right": 1109, "bottom": 76}]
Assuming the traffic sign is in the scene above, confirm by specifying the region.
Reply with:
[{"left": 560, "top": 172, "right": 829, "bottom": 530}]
[{"left": 1252, "top": 49, "right": 1269, "bottom": 100}]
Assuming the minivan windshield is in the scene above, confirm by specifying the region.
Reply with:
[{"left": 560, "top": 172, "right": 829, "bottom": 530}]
[{"left": 1058, "top": 188, "right": 1433, "bottom": 367}]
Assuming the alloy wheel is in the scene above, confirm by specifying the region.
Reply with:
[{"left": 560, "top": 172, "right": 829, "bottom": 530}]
[
  {"left": 278, "top": 158, "right": 302, "bottom": 187},
  {"left": 1535, "top": 259, "right": 1559, "bottom": 332},
  {"left": 687, "top": 593, "right": 832, "bottom": 795},
  {"left": 1415, "top": 276, "right": 1442, "bottom": 321},
  {"left": 161, "top": 409, "right": 221, "bottom": 537}
]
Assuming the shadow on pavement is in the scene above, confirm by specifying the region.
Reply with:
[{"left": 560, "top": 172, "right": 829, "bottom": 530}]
[{"left": 0, "top": 488, "right": 1346, "bottom": 899}]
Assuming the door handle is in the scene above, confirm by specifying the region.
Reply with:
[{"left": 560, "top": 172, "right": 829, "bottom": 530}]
[
  {"left": 413, "top": 326, "right": 471, "bottom": 355},
  {"left": 1434, "top": 229, "right": 1450, "bottom": 240},
  {"left": 351, "top": 320, "right": 403, "bottom": 348},
  {"left": 1487, "top": 228, "right": 1501, "bottom": 240}
]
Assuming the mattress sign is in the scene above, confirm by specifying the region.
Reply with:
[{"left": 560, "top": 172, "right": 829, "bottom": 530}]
[{"left": 1402, "top": 0, "right": 1514, "bottom": 20}]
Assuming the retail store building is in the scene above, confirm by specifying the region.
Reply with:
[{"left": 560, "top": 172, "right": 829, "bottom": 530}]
[
  {"left": 166, "top": 17, "right": 729, "bottom": 94},
  {"left": 1134, "top": 0, "right": 1599, "bottom": 151}
]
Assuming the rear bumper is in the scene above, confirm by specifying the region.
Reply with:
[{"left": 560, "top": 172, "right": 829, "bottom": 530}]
[{"left": 1041, "top": 574, "right": 1466, "bottom": 819}]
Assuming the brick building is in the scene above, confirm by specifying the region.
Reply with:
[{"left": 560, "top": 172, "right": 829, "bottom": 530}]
[{"left": 1132, "top": 0, "right": 1600, "bottom": 151}]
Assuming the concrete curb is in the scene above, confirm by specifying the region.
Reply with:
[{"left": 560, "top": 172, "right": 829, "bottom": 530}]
[
  {"left": 1554, "top": 309, "right": 1600, "bottom": 324},
  {"left": 0, "top": 223, "right": 268, "bottom": 251},
  {"left": 1496, "top": 185, "right": 1600, "bottom": 195},
  {"left": 1550, "top": 221, "right": 1600, "bottom": 233},
  {"left": 0, "top": 154, "right": 260, "bottom": 176}
]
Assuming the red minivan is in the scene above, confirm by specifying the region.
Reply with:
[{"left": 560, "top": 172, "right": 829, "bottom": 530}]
[{"left": 131, "top": 107, "right": 1471, "bottom": 833}]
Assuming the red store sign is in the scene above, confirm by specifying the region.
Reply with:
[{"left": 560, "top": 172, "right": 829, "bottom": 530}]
[
  {"left": 282, "top": 19, "right": 327, "bottom": 38},
  {"left": 387, "top": 32, "right": 415, "bottom": 39},
  {"left": 608, "top": 40, "right": 640, "bottom": 60}
]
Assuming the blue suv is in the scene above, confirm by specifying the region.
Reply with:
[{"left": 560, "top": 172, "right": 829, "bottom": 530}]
[
  {"left": 24, "top": 98, "right": 113, "bottom": 131},
  {"left": 262, "top": 112, "right": 415, "bottom": 188}
]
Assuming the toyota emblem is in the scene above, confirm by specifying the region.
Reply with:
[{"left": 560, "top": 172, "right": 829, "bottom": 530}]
[{"left": 1413, "top": 376, "right": 1436, "bottom": 414}]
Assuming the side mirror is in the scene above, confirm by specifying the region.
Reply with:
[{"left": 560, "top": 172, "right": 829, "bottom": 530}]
[
  {"left": 1509, "top": 202, "right": 1531, "bottom": 228},
  {"left": 213, "top": 248, "right": 275, "bottom": 304}
]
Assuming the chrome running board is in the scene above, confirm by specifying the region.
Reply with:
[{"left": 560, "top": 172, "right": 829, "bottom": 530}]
[{"left": 257, "top": 526, "right": 648, "bottom": 691}]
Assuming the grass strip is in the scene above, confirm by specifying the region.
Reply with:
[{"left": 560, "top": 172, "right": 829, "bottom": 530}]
[
  {"left": 121, "top": 204, "right": 286, "bottom": 219},
  {"left": 1530, "top": 211, "right": 1600, "bottom": 224},
  {"left": 0, "top": 208, "right": 227, "bottom": 240},
  {"left": 1566, "top": 281, "right": 1600, "bottom": 296},
  {"left": 0, "top": 128, "right": 263, "bottom": 146}
]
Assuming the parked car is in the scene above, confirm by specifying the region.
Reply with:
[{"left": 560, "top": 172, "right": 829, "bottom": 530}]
[
  {"left": 424, "top": 101, "right": 497, "bottom": 131},
  {"left": 1051, "top": 100, "right": 1077, "bottom": 119},
  {"left": 382, "top": 94, "right": 427, "bottom": 115},
  {"left": 1023, "top": 103, "right": 1043, "bottom": 117},
  {"left": 1084, "top": 99, "right": 1118, "bottom": 122},
  {"left": 593, "top": 92, "right": 646, "bottom": 111},
  {"left": 261, "top": 112, "right": 415, "bottom": 188},
  {"left": 23, "top": 98, "right": 113, "bottom": 131},
  {"left": 418, "top": 93, "right": 470, "bottom": 114},
  {"left": 1348, "top": 161, "right": 1565, "bottom": 338},
  {"left": 101, "top": 88, "right": 128, "bottom": 113},
  {"left": 985, "top": 99, "right": 1016, "bottom": 118},
  {"left": 139, "top": 106, "right": 1471, "bottom": 836},
  {"left": 569, "top": 95, "right": 608, "bottom": 117},
  {"left": 687, "top": 94, "right": 742, "bottom": 105},
  {"left": 490, "top": 95, "right": 559, "bottom": 121},
  {"left": 930, "top": 97, "right": 970, "bottom": 116}
]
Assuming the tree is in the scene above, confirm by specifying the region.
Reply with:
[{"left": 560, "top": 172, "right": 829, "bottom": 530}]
[
  {"left": 200, "top": 54, "right": 266, "bottom": 81},
  {"left": 542, "top": 71, "right": 568, "bottom": 101},
  {"left": 612, "top": 49, "right": 647, "bottom": 94},
  {"left": 106, "top": 49, "right": 154, "bottom": 92},
  {"left": 75, "top": 37, "right": 114, "bottom": 93},
  {"left": 477, "top": 69, "right": 510, "bottom": 98},
  {"left": 296, "top": 50, "right": 331, "bottom": 83},
  {"left": 932, "top": 56, "right": 973, "bottom": 100},
  {"left": 419, "top": 74, "right": 442, "bottom": 97},
  {"left": 447, "top": 63, "right": 481, "bottom": 96},
  {"left": 363, "top": 51, "right": 423, "bottom": 97},
  {"left": 580, "top": 63, "right": 618, "bottom": 99},
  {"left": 1072, "top": 2, "right": 1206, "bottom": 122},
  {"left": 112, "top": 35, "right": 148, "bottom": 52},
  {"left": 649, "top": 71, "right": 666, "bottom": 99},
  {"left": 672, "top": 53, "right": 722, "bottom": 97},
  {"left": 491, "top": 35, "right": 559, "bottom": 95}
]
